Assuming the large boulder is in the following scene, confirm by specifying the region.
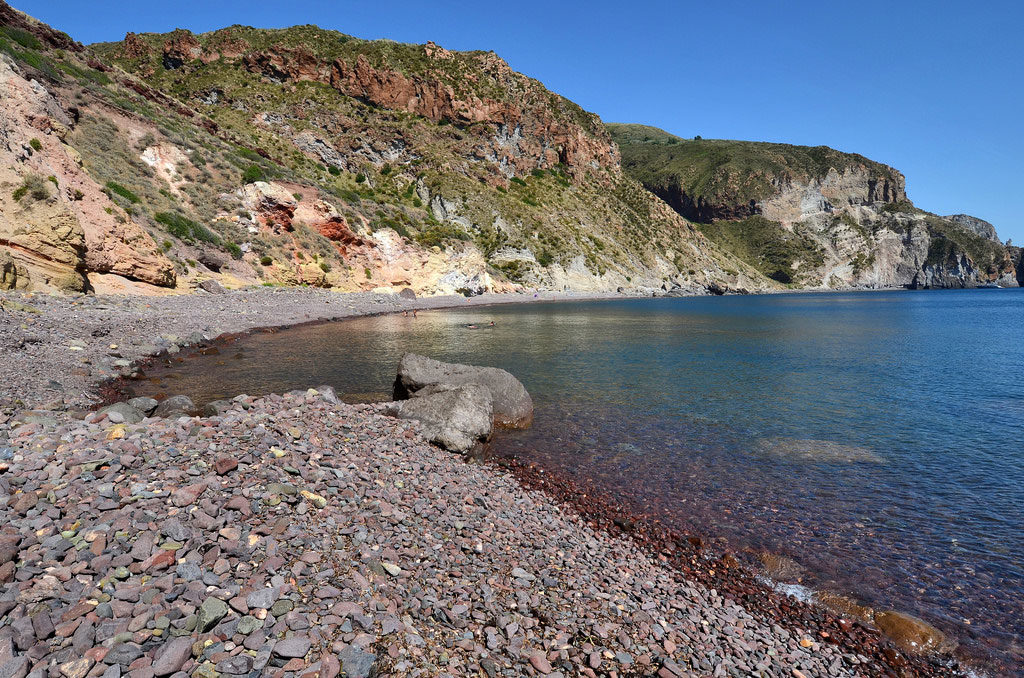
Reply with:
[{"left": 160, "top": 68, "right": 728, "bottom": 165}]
[
  {"left": 385, "top": 384, "right": 493, "bottom": 453},
  {"left": 153, "top": 395, "right": 195, "bottom": 418},
  {"left": 393, "top": 353, "right": 532, "bottom": 428}
]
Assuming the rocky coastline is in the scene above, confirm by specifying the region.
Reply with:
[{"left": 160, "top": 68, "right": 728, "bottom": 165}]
[{"left": 0, "top": 287, "right": 971, "bottom": 677}]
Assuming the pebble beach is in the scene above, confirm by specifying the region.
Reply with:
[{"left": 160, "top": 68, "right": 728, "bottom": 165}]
[{"left": 0, "top": 288, "right": 968, "bottom": 677}]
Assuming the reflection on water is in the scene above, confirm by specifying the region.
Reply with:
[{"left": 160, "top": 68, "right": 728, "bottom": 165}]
[{"left": 134, "top": 290, "right": 1024, "bottom": 674}]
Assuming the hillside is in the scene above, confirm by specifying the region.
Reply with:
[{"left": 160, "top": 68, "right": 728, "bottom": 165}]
[
  {"left": 609, "top": 123, "right": 1017, "bottom": 288},
  {"left": 0, "top": 3, "right": 767, "bottom": 296}
]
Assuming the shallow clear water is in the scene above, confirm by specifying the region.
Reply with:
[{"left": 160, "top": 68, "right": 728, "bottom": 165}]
[{"left": 134, "top": 290, "right": 1024, "bottom": 673}]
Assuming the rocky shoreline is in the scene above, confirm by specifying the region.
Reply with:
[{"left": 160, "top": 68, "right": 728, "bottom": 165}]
[{"left": 0, "top": 288, "right": 970, "bottom": 677}]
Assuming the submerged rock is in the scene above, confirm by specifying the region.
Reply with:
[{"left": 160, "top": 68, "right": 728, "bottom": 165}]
[
  {"left": 754, "top": 437, "right": 884, "bottom": 464},
  {"left": 393, "top": 353, "right": 533, "bottom": 428},
  {"left": 874, "top": 610, "right": 950, "bottom": 654}
]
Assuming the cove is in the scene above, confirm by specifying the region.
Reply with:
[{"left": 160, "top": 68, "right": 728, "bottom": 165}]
[{"left": 131, "top": 289, "right": 1024, "bottom": 674}]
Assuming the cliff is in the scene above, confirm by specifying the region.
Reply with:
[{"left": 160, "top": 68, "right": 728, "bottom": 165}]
[
  {"left": 609, "top": 124, "right": 1017, "bottom": 289},
  {"left": 0, "top": 4, "right": 767, "bottom": 296}
]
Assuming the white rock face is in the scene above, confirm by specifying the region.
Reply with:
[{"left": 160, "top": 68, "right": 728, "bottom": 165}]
[{"left": 753, "top": 167, "right": 1015, "bottom": 289}]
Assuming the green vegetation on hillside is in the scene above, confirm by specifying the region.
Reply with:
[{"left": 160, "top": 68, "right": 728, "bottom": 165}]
[
  {"left": 696, "top": 216, "right": 824, "bottom": 284},
  {"left": 608, "top": 123, "right": 903, "bottom": 212}
]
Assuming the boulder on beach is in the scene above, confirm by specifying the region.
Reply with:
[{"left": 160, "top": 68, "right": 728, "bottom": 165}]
[
  {"left": 385, "top": 383, "right": 493, "bottom": 453},
  {"left": 398, "top": 287, "right": 416, "bottom": 300},
  {"left": 202, "top": 399, "right": 233, "bottom": 417},
  {"left": 99, "top": 401, "right": 144, "bottom": 424},
  {"left": 153, "top": 395, "right": 196, "bottom": 418},
  {"left": 393, "top": 353, "right": 533, "bottom": 428},
  {"left": 127, "top": 396, "right": 158, "bottom": 415},
  {"left": 198, "top": 278, "right": 227, "bottom": 294}
]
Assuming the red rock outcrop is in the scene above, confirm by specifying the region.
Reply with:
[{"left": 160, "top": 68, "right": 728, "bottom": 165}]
[
  {"left": 244, "top": 47, "right": 325, "bottom": 83},
  {"left": 162, "top": 30, "right": 203, "bottom": 70},
  {"left": 122, "top": 32, "right": 151, "bottom": 60},
  {"left": 238, "top": 44, "right": 619, "bottom": 179}
]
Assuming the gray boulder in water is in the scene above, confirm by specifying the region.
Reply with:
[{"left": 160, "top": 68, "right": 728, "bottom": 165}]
[
  {"left": 393, "top": 353, "right": 533, "bottom": 428},
  {"left": 385, "top": 384, "right": 493, "bottom": 453}
]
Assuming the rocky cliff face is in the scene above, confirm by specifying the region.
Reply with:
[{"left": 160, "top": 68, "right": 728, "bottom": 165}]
[
  {"left": 944, "top": 214, "right": 1001, "bottom": 243},
  {"left": 0, "top": 44, "right": 174, "bottom": 292},
  {"left": 610, "top": 124, "right": 1017, "bottom": 289}
]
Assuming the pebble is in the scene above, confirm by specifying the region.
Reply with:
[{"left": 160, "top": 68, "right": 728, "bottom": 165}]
[{"left": 272, "top": 637, "right": 311, "bottom": 658}]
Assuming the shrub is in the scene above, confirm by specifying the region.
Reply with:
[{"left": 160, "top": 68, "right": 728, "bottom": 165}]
[
  {"left": 73, "top": 189, "right": 84, "bottom": 201},
  {"left": 154, "top": 211, "right": 221, "bottom": 244},
  {"left": 416, "top": 224, "right": 471, "bottom": 248},
  {"left": 29, "top": 138, "right": 42, "bottom": 151},
  {"left": 319, "top": 261, "right": 331, "bottom": 273},
  {"left": 364, "top": 267, "right": 372, "bottom": 279},
  {"left": 47, "top": 175, "right": 58, "bottom": 187},
  {"left": 328, "top": 166, "right": 341, "bottom": 176},
  {"left": 12, "top": 174, "right": 49, "bottom": 202},
  {"left": 260, "top": 255, "right": 272, "bottom": 266},
  {"left": 135, "top": 133, "right": 156, "bottom": 150},
  {"left": 380, "top": 165, "right": 392, "bottom": 176},
  {"left": 224, "top": 242, "right": 243, "bottom": 259},
  {"left": 412, "top": 198, "right": 423, "bottom": 208},
  {"left": 536, "top": 250, "right": 554, "bottom": 267},
  {"left": 242, "top": 164, "right": 264, "bottom": 184},
  {"left": 355, "top": 173, "right": 366, "bottom": 183},
  {"left": 105, "top": 181, "right": 140, "bottom": 203}
]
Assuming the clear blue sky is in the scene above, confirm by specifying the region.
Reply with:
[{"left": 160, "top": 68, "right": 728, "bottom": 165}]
[{"left": 17, "top": 1, "right": 1024, "bottom": 242}]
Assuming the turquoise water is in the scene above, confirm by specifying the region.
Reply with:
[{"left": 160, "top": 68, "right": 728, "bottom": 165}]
[{"left": 136, "top": 290, "right": 1024, "bottom": 673}]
